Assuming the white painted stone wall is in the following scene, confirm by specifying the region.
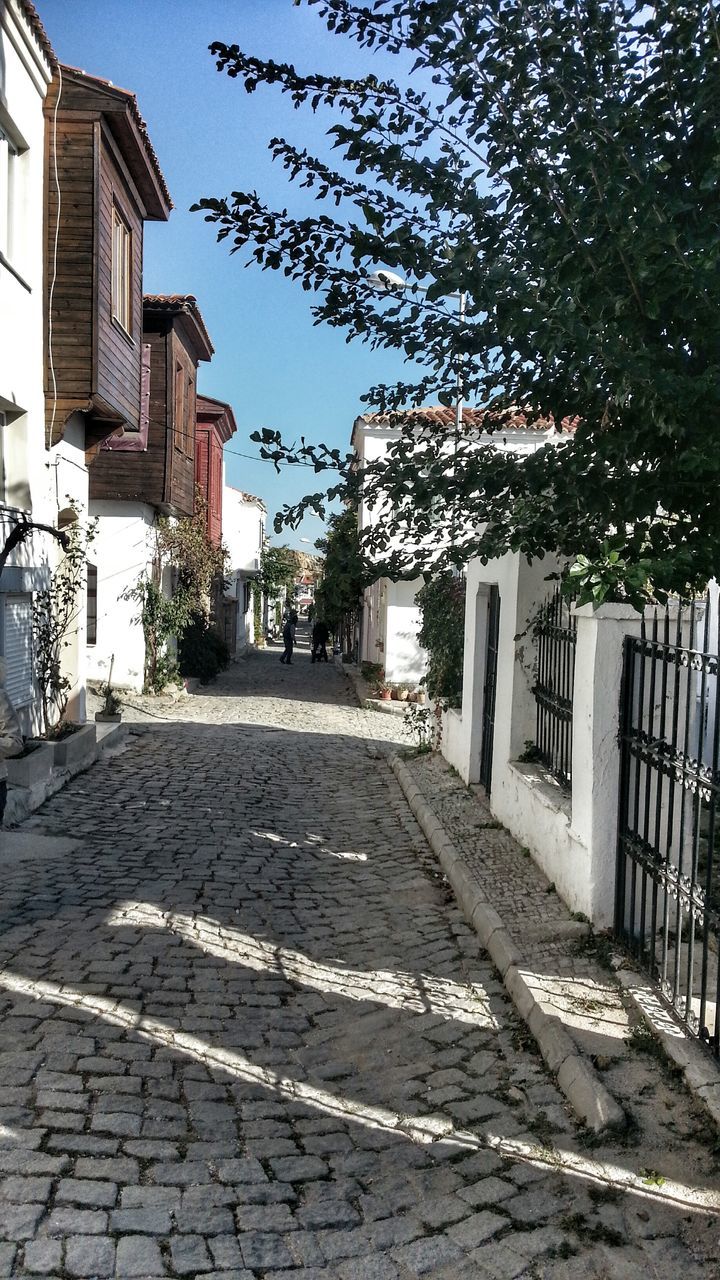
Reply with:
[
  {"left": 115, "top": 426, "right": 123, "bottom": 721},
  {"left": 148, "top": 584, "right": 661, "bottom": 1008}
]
[
  {"left": 86, "top": 501, "right": 156, "bottom": 692},
  {"left": 442, "top": 547, "right": 646, "bottom": 926}
]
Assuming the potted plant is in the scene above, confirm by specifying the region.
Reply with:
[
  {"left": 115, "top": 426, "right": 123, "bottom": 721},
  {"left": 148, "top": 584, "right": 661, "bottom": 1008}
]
[
  {"left": 397, "top": 683, "right": 411, "bottom": 702},
  {"left": 95, "top": 687, "right": 122, "bottom": 724},
  {"left": 377, "top": 682, "right": 392, "bottom": 702}
]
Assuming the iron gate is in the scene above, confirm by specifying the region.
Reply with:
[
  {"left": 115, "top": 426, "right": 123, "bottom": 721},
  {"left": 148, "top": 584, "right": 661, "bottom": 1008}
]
[
  {"left": 615, "top": 598, "right": 720, "bottom": 1056},
  {"left": 532, "top": 586, "right": 577, "bottom": 789},
  {"left": 479, "top": 586, "right": 500, "bottom": 794}
]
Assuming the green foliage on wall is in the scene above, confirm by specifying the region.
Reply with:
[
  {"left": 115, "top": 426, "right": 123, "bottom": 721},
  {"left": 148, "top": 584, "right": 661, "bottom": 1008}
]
[{"left": 416, "top": 573, "right": 466, "bottom": 706}]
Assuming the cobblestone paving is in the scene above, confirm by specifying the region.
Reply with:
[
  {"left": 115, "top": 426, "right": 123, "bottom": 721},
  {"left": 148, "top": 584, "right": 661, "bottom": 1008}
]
[{"left": 0, "top": 640, "right": 718, "bottom": 1278}]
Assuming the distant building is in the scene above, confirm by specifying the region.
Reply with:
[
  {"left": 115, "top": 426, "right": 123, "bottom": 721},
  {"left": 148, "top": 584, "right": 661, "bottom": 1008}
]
[{"left": 222, "top": 488, "right": 266, "bottom": 654}]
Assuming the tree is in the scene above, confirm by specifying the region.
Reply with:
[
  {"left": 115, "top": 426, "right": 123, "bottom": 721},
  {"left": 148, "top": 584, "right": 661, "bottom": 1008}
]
[
  {"left": 194, "top": 1, "right": 720, "bottom": 604},
  {"left": 314, "top": 508, "right": 364, "bottom": 652},
  {"left": 257, "top": 545, "right": 300, "bottom": 606}
]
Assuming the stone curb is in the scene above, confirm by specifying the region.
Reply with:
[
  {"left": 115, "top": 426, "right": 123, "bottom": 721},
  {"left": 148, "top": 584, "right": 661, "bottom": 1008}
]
[
  {"left": 614, "top": 965, "right": 720, "bottom": 1131},
  {"left": 390, "top": 752, "right": 626, "bottom": 1135}
]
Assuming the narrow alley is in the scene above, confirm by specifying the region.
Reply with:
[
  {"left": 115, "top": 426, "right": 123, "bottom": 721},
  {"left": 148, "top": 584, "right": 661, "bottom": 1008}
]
[{"left": 0, "top": 643, "right": 717, "bottom": 1279}]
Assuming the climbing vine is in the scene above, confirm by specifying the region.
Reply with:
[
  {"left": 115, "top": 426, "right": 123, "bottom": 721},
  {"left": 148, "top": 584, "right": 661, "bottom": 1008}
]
[
  {"left": 32, "top": 503, "right": 97, "bottom": 737},
  {"left": 416, "top": 573, "right": 466, "bottom": 707},
  {"left": 125, "top": 494, "right": 228, "bottom": 693}
]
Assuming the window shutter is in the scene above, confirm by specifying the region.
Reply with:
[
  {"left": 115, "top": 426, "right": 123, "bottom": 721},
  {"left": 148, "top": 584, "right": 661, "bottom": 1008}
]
[{"left": 4, "top": 594, "right": 33, "bottom": 707}]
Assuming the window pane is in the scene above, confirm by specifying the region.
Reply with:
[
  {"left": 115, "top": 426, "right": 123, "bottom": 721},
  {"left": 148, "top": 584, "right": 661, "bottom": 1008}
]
[{"left": 112, "top": 208, "right": 131, "bottom": 330}]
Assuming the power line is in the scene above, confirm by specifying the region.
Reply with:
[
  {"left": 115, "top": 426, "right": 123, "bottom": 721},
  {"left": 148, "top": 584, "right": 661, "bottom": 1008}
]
[{"left": 223, "top": 446, "right": 339, "bottom": 470}]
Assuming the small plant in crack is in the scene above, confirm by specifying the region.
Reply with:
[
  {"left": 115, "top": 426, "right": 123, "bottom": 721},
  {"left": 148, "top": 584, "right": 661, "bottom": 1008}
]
[
  {"left": 639, "top": 1167, "right": 666, "bottom": 1187},
  {"left": 628, "top": 1021, "right": 665, "bottom": 1060},
  {"left": 572, "top": 928, "right": 616, "bottom": 970}
]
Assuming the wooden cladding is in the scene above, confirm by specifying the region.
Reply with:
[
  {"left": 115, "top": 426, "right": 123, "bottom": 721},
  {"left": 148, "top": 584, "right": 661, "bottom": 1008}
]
[
  {"left": 43, "top": 71, "right": 165, "bottom": 445},
  {"left": 194, "top": 419, "right": 224, "bottom": 548},
  {"left": 90, "top": 318, "right": 199, "bottom": 517}
]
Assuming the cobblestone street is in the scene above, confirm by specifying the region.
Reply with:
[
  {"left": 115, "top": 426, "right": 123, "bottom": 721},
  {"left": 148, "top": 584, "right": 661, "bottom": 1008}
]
[{"left": 0, "top": 643, "right": 718, "bottom": 1279}]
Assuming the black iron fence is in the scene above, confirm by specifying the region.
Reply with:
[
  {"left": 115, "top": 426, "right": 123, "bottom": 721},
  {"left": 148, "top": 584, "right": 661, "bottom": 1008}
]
[
  {"left": 615, "top": 596, "right": 720, "bottom": 1057},
  {"left": 532, "top": 586, "right": 577, "bottom": 789}
]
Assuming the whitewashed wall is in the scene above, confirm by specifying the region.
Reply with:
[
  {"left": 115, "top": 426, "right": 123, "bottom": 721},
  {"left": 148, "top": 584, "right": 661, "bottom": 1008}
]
[
  {"left": 442, "top": 548, "right": 648, "bottom": 926},
  {"left": 0, "top": 6, "right": 54, "bottom": 733},
  {"left": 86, "top": 500, "right": 156, "bottom": 692}
]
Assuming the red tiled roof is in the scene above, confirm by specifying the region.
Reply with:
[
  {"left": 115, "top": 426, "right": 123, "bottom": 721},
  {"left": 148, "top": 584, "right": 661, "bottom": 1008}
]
[
  {"left": 60, "top": 65, "right": 172, "bottom": 211},
  {"left": 16, "top": 0, "right": 57, "bottom": 70},
  {"left": 357, "top": 406, "right": 579, "bottom": 432},
  {"left": 143, "top": 294, "right": 213, "bottom": 361}
]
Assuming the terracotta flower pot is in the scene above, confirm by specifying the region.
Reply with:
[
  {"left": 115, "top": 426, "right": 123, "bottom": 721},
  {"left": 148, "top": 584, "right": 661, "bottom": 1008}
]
[{"left": 381, "top": 690, "right": 392, "bottom": 701}]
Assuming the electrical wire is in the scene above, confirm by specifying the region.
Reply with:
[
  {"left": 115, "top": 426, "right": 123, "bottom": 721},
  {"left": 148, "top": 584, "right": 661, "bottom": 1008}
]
[{"left": 223, "top": 446, "right": 335, "bottom": 469}]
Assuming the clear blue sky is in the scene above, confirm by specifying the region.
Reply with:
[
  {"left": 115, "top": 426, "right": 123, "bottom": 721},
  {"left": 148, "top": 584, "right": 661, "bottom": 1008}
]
[{"left": 40, "top": 0, "right": 411, "bottom": 549}]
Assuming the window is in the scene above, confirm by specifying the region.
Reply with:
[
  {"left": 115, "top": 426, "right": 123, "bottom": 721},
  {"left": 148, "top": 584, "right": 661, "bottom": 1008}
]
[
  {"left": 185, "top": 374, "right": 195, "bottom": 457},
  {"left": 174, "top": 365, "right": 195, "bottom": 457},
  {"left": 0, "top": 126, "right": 18, "bottom": 263},
  {"left": 0, "top": 405, "right": 30, "bottom": 511},
  {"left": 112, "top": 205, "right": 131, "bottom": 332},
  {"left": 174, "top": 363, "right": 186, "bottom": 452},
  {"left": 86, "top": 564, "right": 97, "bottom": 646}
]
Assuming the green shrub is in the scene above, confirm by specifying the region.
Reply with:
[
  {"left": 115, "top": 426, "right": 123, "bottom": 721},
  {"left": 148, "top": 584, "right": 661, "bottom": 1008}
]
[{"left": 178, "top": 614, "right": 230, "bottom": 683}]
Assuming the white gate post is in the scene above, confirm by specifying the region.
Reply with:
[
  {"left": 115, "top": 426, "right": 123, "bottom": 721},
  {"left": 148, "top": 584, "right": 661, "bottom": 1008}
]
[{"left": 570, "top": 603, "right": 644, "bottom": 926}]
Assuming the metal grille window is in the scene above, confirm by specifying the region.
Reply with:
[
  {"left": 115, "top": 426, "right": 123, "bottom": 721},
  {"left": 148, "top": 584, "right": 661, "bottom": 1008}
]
[
  {"left": 616, "top": 597, "right": 720, "bottom": 1057},
  {"left": 4, "top": 594, "right": 33, "bottom": 707},
  {"left": 532, "top": 586, "right": 577, "bottom": 789}
]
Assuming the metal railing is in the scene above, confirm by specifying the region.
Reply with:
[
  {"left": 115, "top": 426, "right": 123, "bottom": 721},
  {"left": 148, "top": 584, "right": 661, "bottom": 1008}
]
[
  {"left": 615, "top": 595, "right": 720, "bottom": 1057},
  {"left": 532, "top": 586, "right": 577, "bottom": 789}
]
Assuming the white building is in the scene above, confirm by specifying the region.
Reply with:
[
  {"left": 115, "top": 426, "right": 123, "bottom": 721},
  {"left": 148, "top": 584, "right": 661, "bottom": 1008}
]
[
  {"left": 222, "top": 487, "right": 266, "bottom": 654},
  {"left": 353, "top": 410, "right": 426, "bottom": 683},
  {"left": 353, "top": 407, "right": 564, "bottom": 685},
  {"left": 0, "top": 0, "right": 60, "bottom": 733}
]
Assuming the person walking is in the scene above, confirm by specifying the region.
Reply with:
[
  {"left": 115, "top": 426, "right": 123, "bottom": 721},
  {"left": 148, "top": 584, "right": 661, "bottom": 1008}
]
[
  {"left": 311, "top": 618, "right": 330, "bottom": 663},
  {"left": 279, "top": 610, "right": 298, "bottom": 665},
  {"left": 0, "top": 659, "right": 23, "bottom": 825}
]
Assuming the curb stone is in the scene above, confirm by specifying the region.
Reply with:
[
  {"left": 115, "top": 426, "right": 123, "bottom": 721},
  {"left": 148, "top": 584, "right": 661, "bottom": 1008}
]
[
  {"left": 614, "top": 965, "right": 720, "bottom": 1131},
  {"left": 390, "top": 752, "right": 626, "bottom": 1135}
]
